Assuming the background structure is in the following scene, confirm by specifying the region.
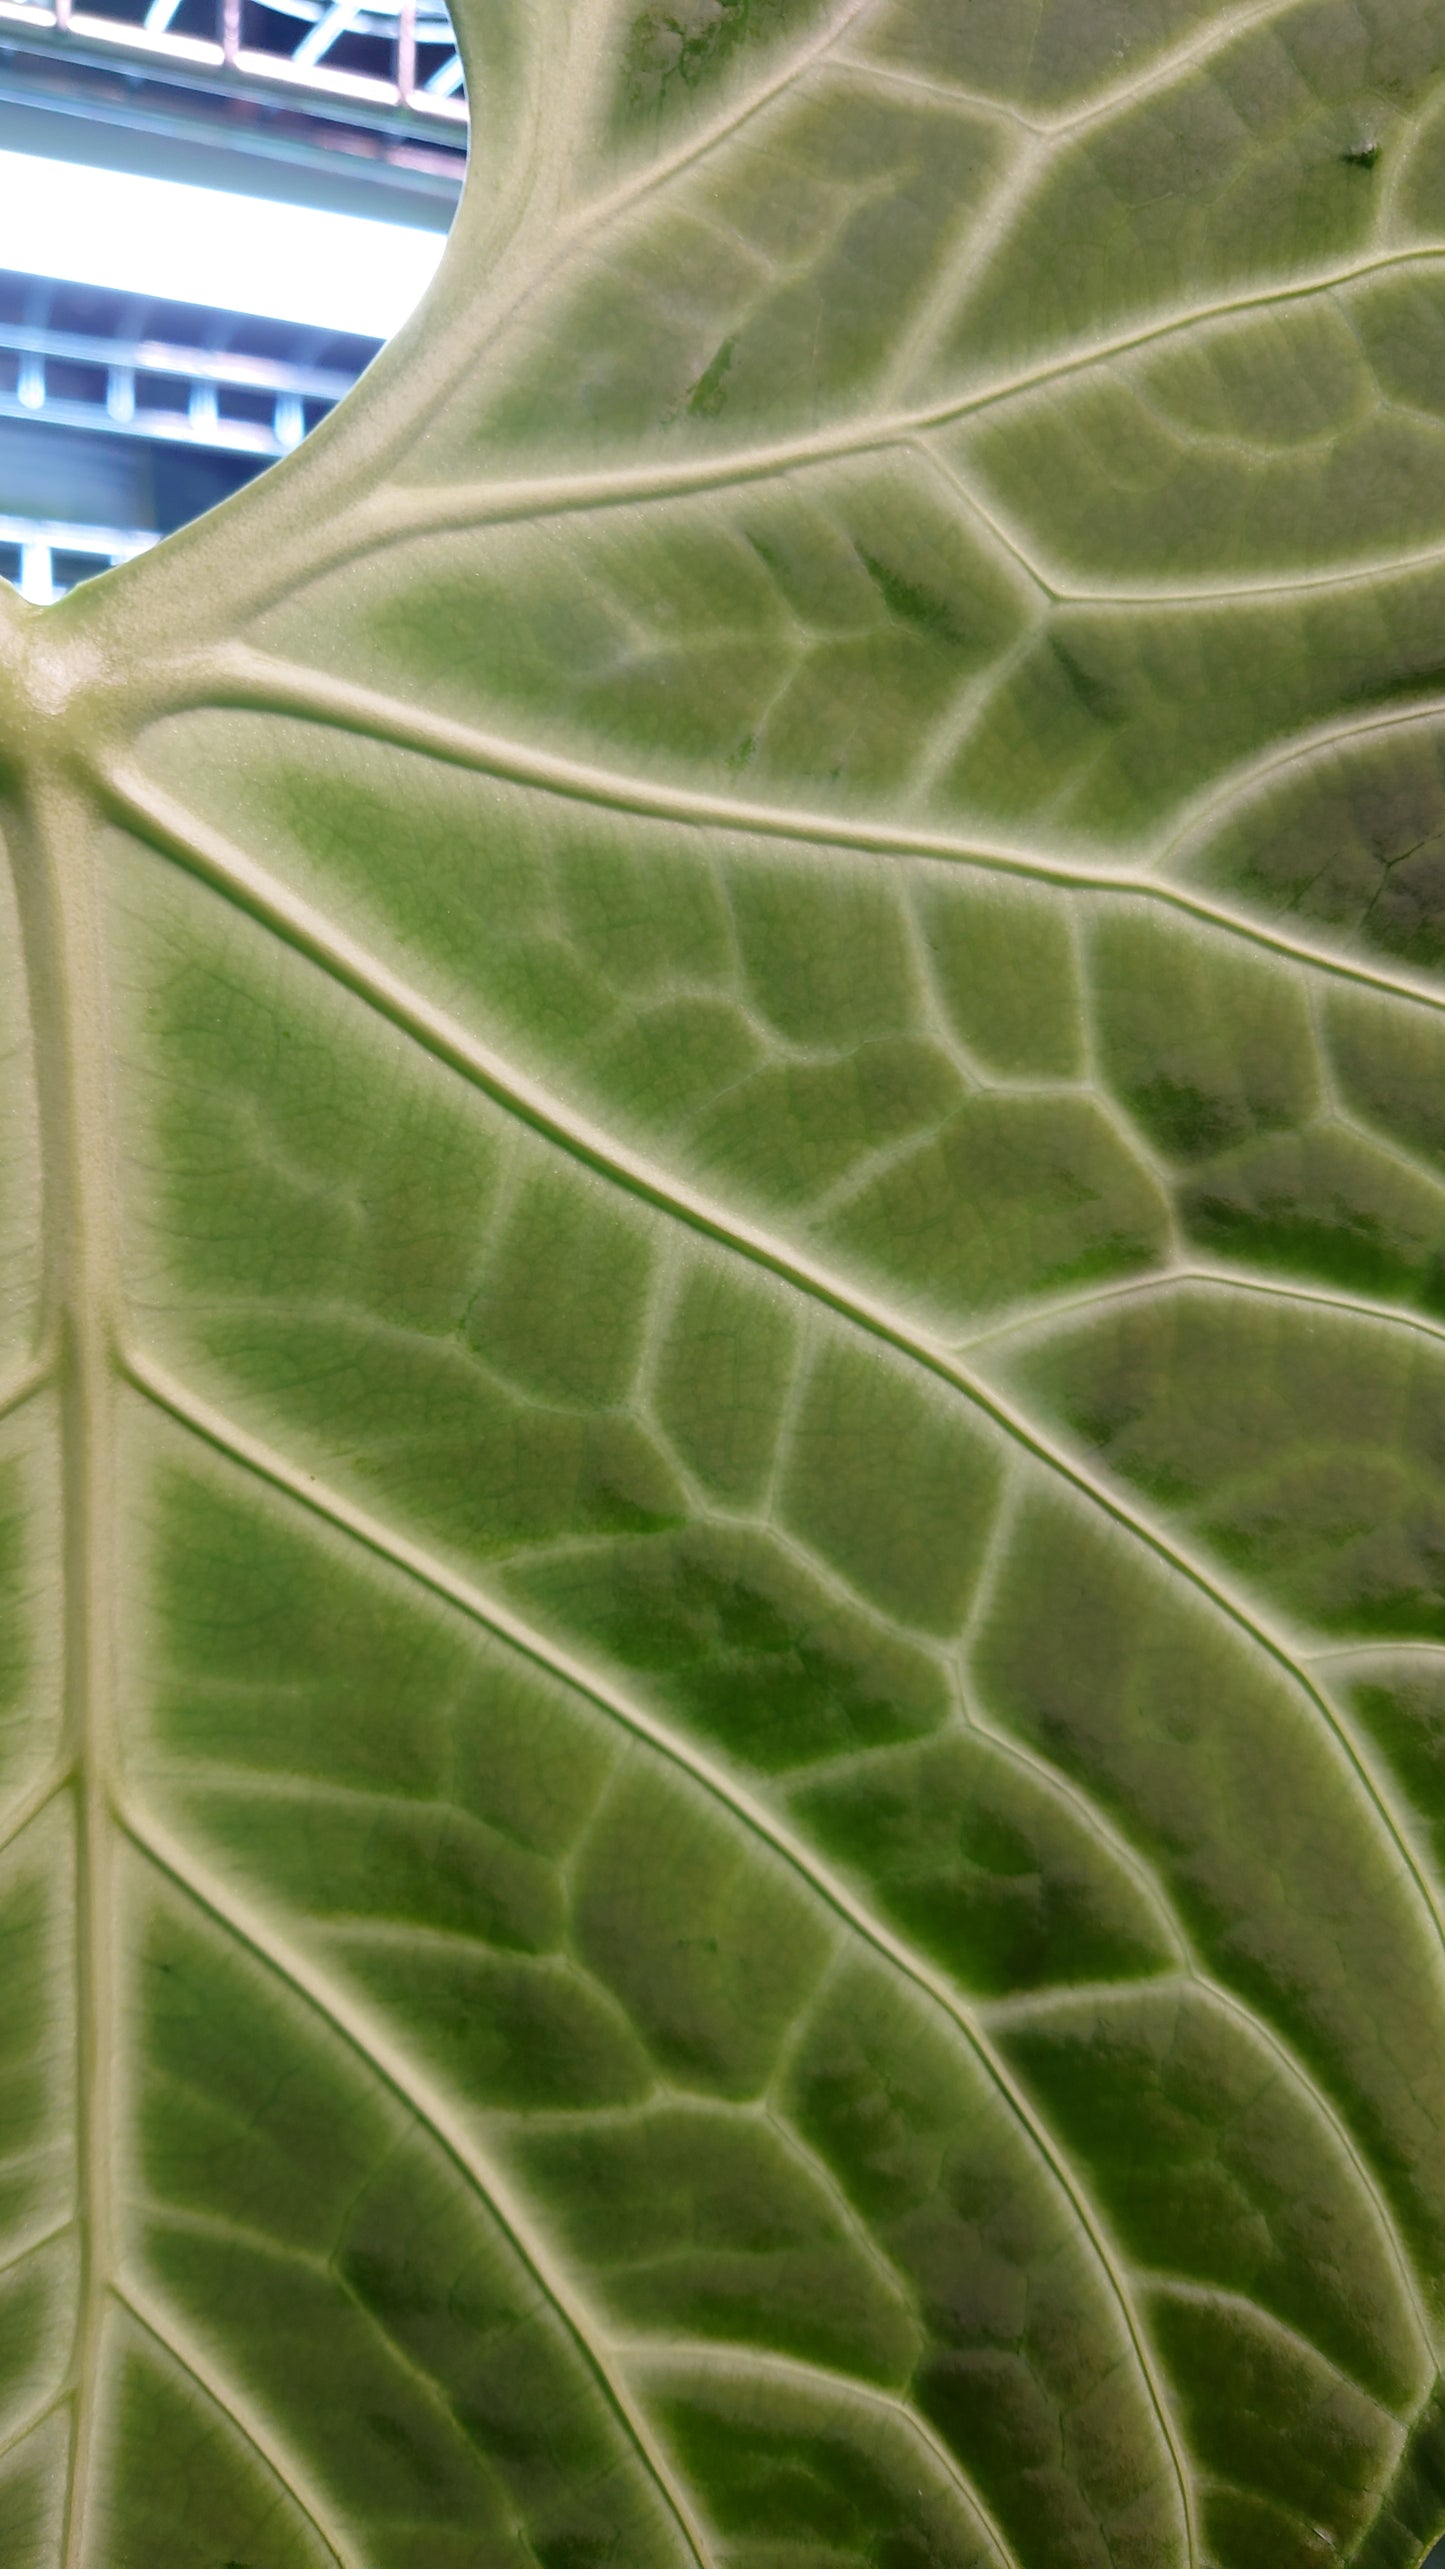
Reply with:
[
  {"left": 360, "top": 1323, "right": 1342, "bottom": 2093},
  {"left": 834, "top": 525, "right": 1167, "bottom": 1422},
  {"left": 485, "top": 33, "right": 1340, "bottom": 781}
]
[{"left": 0, "top": 0, "right": 462, "bottom": 595}]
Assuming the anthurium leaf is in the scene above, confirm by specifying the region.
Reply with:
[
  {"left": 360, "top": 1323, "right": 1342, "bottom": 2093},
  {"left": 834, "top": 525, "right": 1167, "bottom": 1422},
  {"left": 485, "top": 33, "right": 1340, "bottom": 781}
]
[{"left": 2, "top": 0, "right": 1445, "bottom": 2560}]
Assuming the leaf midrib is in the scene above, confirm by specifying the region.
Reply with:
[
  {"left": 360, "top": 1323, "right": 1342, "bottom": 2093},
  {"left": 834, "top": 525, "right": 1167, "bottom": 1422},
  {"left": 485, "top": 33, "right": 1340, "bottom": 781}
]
[{"left": 2, "top": 777, "right": 124, "bottom": 2569}]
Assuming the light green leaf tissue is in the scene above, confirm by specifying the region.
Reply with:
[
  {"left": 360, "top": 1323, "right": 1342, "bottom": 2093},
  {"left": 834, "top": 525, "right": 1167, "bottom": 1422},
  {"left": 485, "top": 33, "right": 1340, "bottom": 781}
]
[{"left": 3, "top": 1, "right": 1445, "bottom": 2560}]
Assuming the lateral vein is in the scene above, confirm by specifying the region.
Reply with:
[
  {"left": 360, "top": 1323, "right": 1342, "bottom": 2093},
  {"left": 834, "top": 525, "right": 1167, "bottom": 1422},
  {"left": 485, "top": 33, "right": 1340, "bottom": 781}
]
[
  {"left": 123, "top": 1342, "right": 1201, "bottom": 2563},
  {"left": 118, "top": 1798, "right": 718, "bottom": 2569},
  {"left": 106, "top": 754, "right": 1445, "bottom": 2106},
  {"left": 620, "top": 2336, "right": 1026, "bottom": 2569},
  {"left": 109, "top": 661, "right": 1445, "bottom": 1037},
  {"left": 125, "top": 1335, "right": 1441, "bottom": 2404},
  {"left": 116, "top": 2278, "right": 358, "bottom": 2569},
  {"left": 3, "top": 780, "right": 124, "bottom": 2569}
]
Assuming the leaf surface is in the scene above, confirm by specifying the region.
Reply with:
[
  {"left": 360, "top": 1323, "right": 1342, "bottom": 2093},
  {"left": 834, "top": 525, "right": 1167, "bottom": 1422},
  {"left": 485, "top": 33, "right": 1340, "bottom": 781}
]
[{"left": 4, "top": 1, "right": 1445, "bottom": 2560}]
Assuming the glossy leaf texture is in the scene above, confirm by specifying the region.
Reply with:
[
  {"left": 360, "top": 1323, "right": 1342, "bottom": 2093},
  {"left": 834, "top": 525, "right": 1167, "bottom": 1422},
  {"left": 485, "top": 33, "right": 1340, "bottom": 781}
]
[{"left": 5, "top": 0, "right": 1445, "bottom": 2561}]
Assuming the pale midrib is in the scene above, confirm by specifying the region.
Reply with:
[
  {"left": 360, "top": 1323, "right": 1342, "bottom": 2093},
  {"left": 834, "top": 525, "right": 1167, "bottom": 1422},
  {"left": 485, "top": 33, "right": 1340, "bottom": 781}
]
[
  {"left": 3, "top": 779, "right": 119, "bottom": 2569},
  {"left": 0, "top": 777, "right": 365, "bottom": 2566},
  {"left": 0, "top": 736, "right": 722, "bottom": 2567}
]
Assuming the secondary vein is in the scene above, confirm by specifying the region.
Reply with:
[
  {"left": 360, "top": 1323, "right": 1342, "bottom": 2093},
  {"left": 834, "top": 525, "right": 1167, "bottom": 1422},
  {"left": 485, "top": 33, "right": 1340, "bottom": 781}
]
[
  {"left": 123, "top": 1341, "right": 1202, "bottom": 2566},
  {"left": 118, "top": 1795, "right": 718, "bottom": 2569}
]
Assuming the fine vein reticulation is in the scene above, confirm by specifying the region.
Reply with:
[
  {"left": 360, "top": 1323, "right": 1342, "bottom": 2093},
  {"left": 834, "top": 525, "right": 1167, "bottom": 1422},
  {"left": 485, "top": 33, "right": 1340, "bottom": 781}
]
[{"left": 4, "top": 0, "right": 1445, "bottom": 2562}]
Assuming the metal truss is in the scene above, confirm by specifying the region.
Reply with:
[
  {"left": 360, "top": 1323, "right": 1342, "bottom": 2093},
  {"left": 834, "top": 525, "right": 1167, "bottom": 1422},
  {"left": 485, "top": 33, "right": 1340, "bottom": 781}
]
[
  {"left": 0, "top": 0, "right": 465, "bottom": 132},
  {"left": 0, "top": 258, "right": 382, "bottom": 597},
  {"left": 0, "top": 503, "right": 152, "bottom": 597},
  {"left": 0, "top": 0, "right": 461, "bottom": 595},
  {"left": 0, "top": 300, "right": 361, "bottom": 460}
]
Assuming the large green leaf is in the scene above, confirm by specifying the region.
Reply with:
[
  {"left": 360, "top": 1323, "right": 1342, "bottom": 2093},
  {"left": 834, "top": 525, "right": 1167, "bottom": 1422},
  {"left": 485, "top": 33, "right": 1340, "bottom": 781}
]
[{"left": 6, "top": 0, "right": 1445, "bottom": 2558}]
